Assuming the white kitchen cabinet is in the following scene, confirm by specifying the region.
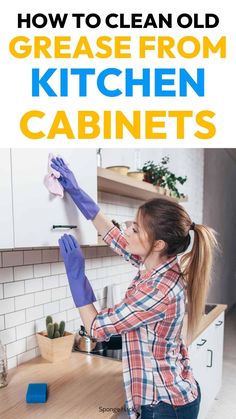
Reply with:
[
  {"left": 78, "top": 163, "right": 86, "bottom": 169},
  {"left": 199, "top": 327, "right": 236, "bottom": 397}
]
[
  {"left": 0, "top": 150, "right": 14, "bottom": 248},
  {"left": 207, "top": 312, "right": 224, "bottom": 400},
  {"left": 188, "top": 312, "right": 225, "bottom": 419},
  {"left": 11, "top": 150, "right": 97, "bottom": 247}
]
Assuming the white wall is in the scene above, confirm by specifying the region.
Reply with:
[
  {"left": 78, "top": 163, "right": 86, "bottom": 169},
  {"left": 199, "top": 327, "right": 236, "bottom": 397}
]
[
  {"left": 203, "top": 150, "right": 236, "bottom": 306},
  {"left": 101, "top": 148, "right": 204, "bottom": 223}
]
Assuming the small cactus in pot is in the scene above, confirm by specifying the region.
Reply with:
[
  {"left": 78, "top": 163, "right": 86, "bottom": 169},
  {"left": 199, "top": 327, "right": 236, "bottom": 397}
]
[
  {"left": 37, "top": 315, "right": 74, "bottom": 362},
  {"left": 46, "top": 316, "right": 66, "bottom": 339}
]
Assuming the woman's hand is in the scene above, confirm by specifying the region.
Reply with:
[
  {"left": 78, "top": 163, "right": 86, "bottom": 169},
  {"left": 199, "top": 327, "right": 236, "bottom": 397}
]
[
  {"left": 51, "top": 157, "right": 79, "bottom": 192},
  {"left": 51, "top": 156, "right": 100, "bottom": 220},
  {"left": 59, "top": 234, "right": 96, "bottom": 307}
]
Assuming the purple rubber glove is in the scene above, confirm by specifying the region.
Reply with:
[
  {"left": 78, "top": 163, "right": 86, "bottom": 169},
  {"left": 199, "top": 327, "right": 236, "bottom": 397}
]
[
  {"left": 51, "top": 157, "right": 99, "bottom": 220},
  {"left": 59, "top": 234, "right": 96, "bottom": 308}
]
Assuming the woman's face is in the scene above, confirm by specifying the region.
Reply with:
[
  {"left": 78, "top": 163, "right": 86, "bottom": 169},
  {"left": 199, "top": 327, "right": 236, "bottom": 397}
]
[{"left": 123, "top": 217, "right": 151, "bottom": 258}]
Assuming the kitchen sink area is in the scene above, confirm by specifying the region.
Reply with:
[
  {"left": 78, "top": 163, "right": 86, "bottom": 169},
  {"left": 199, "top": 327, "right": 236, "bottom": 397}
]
[
  {"left": 185, "top": 303, "right": 217, "bottom": 316},
  {"left": 73, "top": 334, "right": 123, "bottom": 361},
  {"left": 204, "top": 303, "right": 217, "bottom": 314}
]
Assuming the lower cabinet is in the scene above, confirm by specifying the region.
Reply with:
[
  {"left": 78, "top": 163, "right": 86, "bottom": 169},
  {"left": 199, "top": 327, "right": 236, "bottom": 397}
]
[{"left": 188, "top": 312, "right": 225, "bottom": 419}]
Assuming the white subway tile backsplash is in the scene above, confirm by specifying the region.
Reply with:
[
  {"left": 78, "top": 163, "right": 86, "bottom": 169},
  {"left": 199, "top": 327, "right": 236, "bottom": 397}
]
[
  {"left": 59, "top": 274, "right": 68, "bottom": 286},
  {"left": 0, "top": 267, "right": 14, "bottom": 283},
  {"left": 16, "top": 321, "right": 35, "bottom": 340},
  {"left": 59, "top": 297, "right": 74, "bottom": 311},
  {"left": 51, "top": 287, "right": 67, "bottom": 301},
  {"left": 26, "top": 334, "right": 37, "bottom": 350},
  {"left": 0, "top": 253, "right": 2, "bottom": 268},
  {"left": 52, "top": 311, "right": 67, "bottom": 324},
  {"left": 66, "top": 320, "right": 74, "bottom": 332},
  {"left": 7, "top": 356, "right": 17, "bottom": 369},
  {"left": 94, "top": 300, "right": 102, "bottom": 311},
  {"left": 0, "top": 327, "right": 16, "bottom": 345},
  {"left": 51, "top": 262, "right": 66, "bottom": 275},
  {"left": 7, "top": 338, "right": 26, "bottom": 358},
  {"left": 0, "top": 315, "right": 4, "bottom": 330},
  {"left": 35, "top": 318, "right": 45, "bottom": 333},
  {"left": 95, "top": 289, "right": 106, "bottom": 301},
  {"left": 66, "top": 308, "right": 79, "bottom": 322},
  {"left": 2, "top": 251, "right": 23, "bottom": 267},
  {"left": 24, "top": 250, "right": 42, "bottom": 265},
  {"left": 43, "top": 301, "right": 60, "bottom": 316},
  {"left": 4, "top": 281, "right": 25, "bottom": 298},
  {"left": 96, "top": 267, "right": 107, "bottom": 279},
  {"left": 43, "top": 275, "right": 59, "bottom": 290},
  {"left": 110, "top": 266, "right": 120, "bottom": 276},
  {"left": 87, "top": 269, "right": 97, "bottom": 281},
  {"left": 0, "top": 298, "right": 15, "bottom": 315},
  {"left": 14, "top": 265, "right": 33, "bottom": 281},
  {"left": 34, "top": 290, "right": 51, "bottom": 306},
  {"left": 0, "top": 284, "right": 2, "bottom": 299},
  {"left": 90, "top": 279, "right": 102, "bottom": 291},
  {"left": 34, "top": 264, "right": 51, "bottom": 277},
  {"left": 66, "top": 286, "right": 72, "bottom": 298},
  {"left": 73, "top": 317, "right": 81, "bottom": 331},
  {"left": 25, "top": 278, "right": 43, "bottom": 294},
  {"left": 26, "top": 305, "right": 44, "bottom": 322},
  {"left": 35, "top": 347, "right": 40, "bottom": 357},
  {"left": 88, "top": 258, "right": 98, "bottom": 269},
  {"left": 18, "top": 348, "right": 36, "bottom": 365},
  {"left": 5, "top": 310, "right": 26, "bottom": 329},
  {"left": 15, "top": 293, "right": 35, "bottom": 311}
]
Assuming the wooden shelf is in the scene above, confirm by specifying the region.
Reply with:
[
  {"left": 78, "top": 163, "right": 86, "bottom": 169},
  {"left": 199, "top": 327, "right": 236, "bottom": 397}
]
[
  {"left": 97, "top": 167, "right": 187, "bottom": 203},
  {"left": 88, "top": 168, "right": 187, "bottom": 246}
]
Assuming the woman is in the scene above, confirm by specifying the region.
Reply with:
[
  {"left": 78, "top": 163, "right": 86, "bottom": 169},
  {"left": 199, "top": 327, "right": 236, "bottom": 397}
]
[{"left": 51, "top": 157, "right": 217, "bottom": 419}]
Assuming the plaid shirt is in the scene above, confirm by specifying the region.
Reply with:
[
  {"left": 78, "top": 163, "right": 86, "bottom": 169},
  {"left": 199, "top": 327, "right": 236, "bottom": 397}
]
[{"left": 90, "top": 227, "right": 198, "bottom": 419}]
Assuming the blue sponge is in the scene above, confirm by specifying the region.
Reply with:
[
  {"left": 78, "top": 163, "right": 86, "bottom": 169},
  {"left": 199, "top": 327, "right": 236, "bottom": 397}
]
[{"left": 26, "top": 383, "right": 48, "bottom": 403}]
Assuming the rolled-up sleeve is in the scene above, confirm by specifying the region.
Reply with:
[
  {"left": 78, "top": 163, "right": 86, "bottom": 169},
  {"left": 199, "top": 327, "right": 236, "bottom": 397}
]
[
  {"left": 103, "top": 226, "right": 141, "bottom": 268},
  {"left": 90, "top": 279, "right": 169, "bottom": 342}
]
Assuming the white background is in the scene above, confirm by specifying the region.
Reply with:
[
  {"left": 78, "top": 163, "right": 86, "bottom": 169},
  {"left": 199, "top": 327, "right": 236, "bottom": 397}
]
[{"left": 0, "top": 0, "right": 235, "bottom": 148}]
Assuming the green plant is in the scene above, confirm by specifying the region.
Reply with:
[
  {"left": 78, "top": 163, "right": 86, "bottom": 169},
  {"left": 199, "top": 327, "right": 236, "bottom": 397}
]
[
  {"left": 142, "top": 156, "right": 187, "bottom": 198},
  {"left": 46, "top": 316, "right": 66, "bottom": 339}
]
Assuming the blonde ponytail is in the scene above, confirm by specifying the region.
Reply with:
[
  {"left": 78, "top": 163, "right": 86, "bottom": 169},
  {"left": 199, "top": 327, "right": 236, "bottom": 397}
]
[
  {"left": 138, "top": 198, "right": 218, "bottom": 344},
  {"left": 180, "top": 224, "right": 218, "bottom": 344}
]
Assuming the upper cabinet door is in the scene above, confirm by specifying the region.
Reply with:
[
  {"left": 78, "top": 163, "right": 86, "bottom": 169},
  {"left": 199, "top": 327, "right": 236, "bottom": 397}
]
[
  {"left": 11, "top": 150, "right": 97, "bottom": 247},
  {"left": 0, "top": 150, "right": 14, "bottom": 249}
]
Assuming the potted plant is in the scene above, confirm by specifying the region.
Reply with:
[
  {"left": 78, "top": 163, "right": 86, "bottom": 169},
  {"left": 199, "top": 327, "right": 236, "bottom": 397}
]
[
  {"left": 142, "top": 156, "right": 187, "bottom": 198},
  {"left": 36, "top": 315, "right": 74, "bottom": 362}
]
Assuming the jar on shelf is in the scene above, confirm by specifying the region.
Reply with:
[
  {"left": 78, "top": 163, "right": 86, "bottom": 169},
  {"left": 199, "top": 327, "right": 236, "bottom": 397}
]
[
  {"left": 97, "top": 148, "right": 103, "bottom": 167},
  {"left": 0, "top": 340, "right": 8, "bottom": 388}
]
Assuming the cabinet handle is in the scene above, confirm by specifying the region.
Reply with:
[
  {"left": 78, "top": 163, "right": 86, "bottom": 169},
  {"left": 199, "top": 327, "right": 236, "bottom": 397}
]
[
  {"left": 197, "top": 338, "right": 207, "bottom": 347},
  {"left": 215, "top": 320, "right": 223, "bottom": 327},
  {"left": 207, "top": 349, "right": 213, "bottom": 367},
  {"left": 52, "top": 225, "right": 77, "bottom": 230}
]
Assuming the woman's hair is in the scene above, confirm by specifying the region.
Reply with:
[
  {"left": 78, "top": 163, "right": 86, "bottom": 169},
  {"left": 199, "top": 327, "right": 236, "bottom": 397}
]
[{"left": 138, "top": 198, "right": 218, "bottom": 342}]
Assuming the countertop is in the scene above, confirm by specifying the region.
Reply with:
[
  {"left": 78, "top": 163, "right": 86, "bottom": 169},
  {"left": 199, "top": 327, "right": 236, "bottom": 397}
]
[
  {"left": 0, "top": 304, "right": 227, "bottom": 419},
  {"left": 0, "top": 353, "right": 124, "bottom": 419}
]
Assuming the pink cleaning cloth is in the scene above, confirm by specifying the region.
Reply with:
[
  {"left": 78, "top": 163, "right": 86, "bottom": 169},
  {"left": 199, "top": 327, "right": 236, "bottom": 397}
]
[{"left": 44, "top": 153, "right": 64, "bottom": 197}]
